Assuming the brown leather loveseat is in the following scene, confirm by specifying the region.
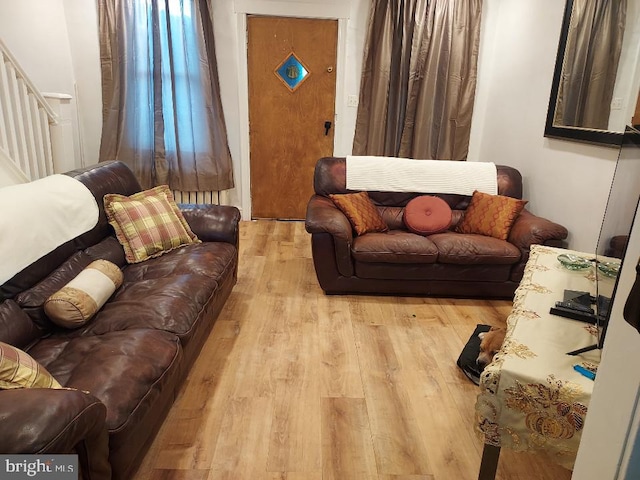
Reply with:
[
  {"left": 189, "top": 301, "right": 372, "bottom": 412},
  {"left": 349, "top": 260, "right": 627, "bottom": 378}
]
[
  {"left": 0, "top": 161, "right": 240, "bottom": 479},
  {"left": 305, "top": 157, "right": 568, "bottom": 298}
]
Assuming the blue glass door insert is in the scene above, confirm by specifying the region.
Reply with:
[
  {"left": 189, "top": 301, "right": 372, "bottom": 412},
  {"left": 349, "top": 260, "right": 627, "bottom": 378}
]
[{"left": 275, "top": 53, "right": 310, "bottom": 91}]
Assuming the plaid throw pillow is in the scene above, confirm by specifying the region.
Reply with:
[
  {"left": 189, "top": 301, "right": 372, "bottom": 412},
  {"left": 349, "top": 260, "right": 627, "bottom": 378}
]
[
  {"left": 455, "top": 190, "right": 527, "bottom": 240},
  {"left": 330, "top": 192, "right": 388, "bottom": 235},
  {"left": 104, "top": 185, "right": 200, "bottom": 263},
  {"left": 0, "top": 341, "right": 63, "bottom": 389}
]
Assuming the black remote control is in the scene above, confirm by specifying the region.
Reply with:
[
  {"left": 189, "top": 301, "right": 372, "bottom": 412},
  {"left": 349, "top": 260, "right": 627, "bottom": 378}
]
[
  {"left": 550, "top": 305, "right": 597, "bottom": 323},
  {"left": 555, "top": 300, "right": 594, "bottom": 314}
]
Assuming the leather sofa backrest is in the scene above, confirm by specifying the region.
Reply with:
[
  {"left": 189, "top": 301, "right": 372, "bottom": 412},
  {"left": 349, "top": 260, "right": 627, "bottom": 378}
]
[
  {"left": 0, "top": 161, "right": 141, "bottom": 345},
  {"left": 1, "top": 161, "right": 139, "bottom": 300},
  {"left": 67, "top": 161, "right": 142, "bottom": 250},
  {"left": 313, "top": 157, "right": 523, "bottom": 209}
]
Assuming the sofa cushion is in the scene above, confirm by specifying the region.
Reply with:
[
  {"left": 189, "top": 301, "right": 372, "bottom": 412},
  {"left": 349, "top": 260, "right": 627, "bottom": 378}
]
[
  {"left": 455, "top": 191, "right": 527, "bottom": 240},
  {"left": 84, "top": 236, "right": 127, "bottom": 268},
  {"left": 29, "top": 329, "right": 181, "bottom": 436},
  {"left": 14, "top": 252, "right": 94, "bottom": 330},
  {"left": 69, "top": 243, "right": 236, "bottom": 343},
  {"left": 44, "top": 260, "right": 123, "bottom": 329},
  {"left": 0, "top": 341, "right": 62, "bottom": 389},
  {"left": 104, "top": 185, "right": 200, "bottom": 263},
  {"left": 0, "top": 300, "right": 42, "bottom": 349},
  {"left": 403, "top": 196, "right": 452, "bottom": 235},
  {"left": 330, "top": 192, "right": 388, "bottom": 235},
  {"left": 429, "top": 232, "right": 521, "bottom": 265},
  {"left": 352, "top": 230, "right": 438, "bottom": 264},
  {"left": 379, "top": 206, "right": 405, "bottom": 230},
  {"left": 355, "top": 262, "right": 514, "bottom": 282}
]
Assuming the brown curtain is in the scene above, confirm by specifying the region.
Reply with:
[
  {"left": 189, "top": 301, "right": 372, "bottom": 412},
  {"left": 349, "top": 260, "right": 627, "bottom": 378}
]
[
  {"left": 554, "top": 0, "right": 627, "bottom": 130},
  {"left": 353, "top": 0, "right": 482, "bottom": 160},
  {"left": 98, "top": 0, "right": 234, "bottom": 191}
]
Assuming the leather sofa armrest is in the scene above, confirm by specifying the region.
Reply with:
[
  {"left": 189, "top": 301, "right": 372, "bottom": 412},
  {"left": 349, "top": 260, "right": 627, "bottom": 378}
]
[
  {"left": 508, "top": 209, "right": 569, "bottom": 250},
  {"left": 305, "top": 195, "right": 353, "bottom": 243},
  {"left": 305, "top": 195, "right": 355, "bottom": 279},
  {"left": 0, "top": 388, "right": 111, "bottom": 480},
  {"left": 180, "top": 204, "right": 241, "bottom": 247}
]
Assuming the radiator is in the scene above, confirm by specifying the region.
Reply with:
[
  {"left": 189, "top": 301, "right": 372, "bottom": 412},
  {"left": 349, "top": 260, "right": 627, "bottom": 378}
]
[{"left": 172, "top": 190, "right": 220, "bottom": 205}]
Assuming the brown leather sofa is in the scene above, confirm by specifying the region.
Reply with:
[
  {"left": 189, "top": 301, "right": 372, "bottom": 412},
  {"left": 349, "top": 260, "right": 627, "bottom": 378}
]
[
  {"left": 0, "top": 161, "right": 240, "bottom": 480},
  {"left": 305, "top": 157, "right": 568, "bottom": 298}
]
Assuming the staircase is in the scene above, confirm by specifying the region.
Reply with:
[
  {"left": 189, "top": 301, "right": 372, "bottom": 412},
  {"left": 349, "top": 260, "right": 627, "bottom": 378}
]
[{"left": 0, "top": 38, "right": 60, "bottom": 182}]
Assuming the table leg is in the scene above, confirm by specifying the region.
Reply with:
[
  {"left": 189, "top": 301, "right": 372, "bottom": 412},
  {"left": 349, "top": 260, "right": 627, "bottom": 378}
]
[{"left": 478, "top": 443, "right": 501, "bottom": 480}]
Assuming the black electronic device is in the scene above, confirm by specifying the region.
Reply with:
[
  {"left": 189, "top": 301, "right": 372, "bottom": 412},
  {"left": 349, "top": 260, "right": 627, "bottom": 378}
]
[
  {"left": 550, "top": 305, "right": 595, "bottom": 323},
  {"left": 564, "top": 290, "right": 595, "bottom": 306},
  {"left": 550, "top": 289, "right": 595, "bottom": 323},
  {"left": 557, "top": 301, "right": 593, "bottom": 314},
  {"left": 550, "top": 289, "right": 602, "bottom": 325}
]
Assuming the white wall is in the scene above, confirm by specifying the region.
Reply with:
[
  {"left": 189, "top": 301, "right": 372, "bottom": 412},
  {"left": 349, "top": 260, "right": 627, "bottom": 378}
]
[
  {"left": 209, "top": 0, "right": 243, "bottom": 208},
  {"left": 573, "top": 196, "right": 640, "bottom": 479},
  {"left": 0, "top": 0, "right": 84, "bottom": 172},
  {"left": 469, "top": 0, "right": 621, "bottom": 253},
  {"left": 62, "top": 0, "right": 103, "bottom": 167}
]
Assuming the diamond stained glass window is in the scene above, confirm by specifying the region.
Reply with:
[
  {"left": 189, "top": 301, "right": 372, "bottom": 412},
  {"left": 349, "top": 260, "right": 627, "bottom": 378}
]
[{"left": 275, "top": 53, "right": 310, "bottom": 92}]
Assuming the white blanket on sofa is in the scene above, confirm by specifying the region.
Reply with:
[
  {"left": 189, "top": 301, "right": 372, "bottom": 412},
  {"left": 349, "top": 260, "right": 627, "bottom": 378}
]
[
  {"left": 0, "top": 174, "right": 99, "bottom": 285},
  {"left": 345, "top": 156, "right": 497, "bottom": 195}
]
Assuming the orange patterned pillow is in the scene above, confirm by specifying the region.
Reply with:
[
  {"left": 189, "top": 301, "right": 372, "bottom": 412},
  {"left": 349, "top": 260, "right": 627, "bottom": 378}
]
[
  {"left": 456, "top": 191, "right": 527, "bottom": 240},
  {"left": 330, "top": 192, "right": 388, "bottom": 235}
]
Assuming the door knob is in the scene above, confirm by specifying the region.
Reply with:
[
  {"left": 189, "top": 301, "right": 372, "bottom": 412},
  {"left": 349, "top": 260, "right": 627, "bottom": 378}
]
[{"left": 324, "top": 121, "right": 332, "bottom": 136}]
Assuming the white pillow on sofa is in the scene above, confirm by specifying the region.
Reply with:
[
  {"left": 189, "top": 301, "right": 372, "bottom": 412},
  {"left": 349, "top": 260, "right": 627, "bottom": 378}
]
[{"left": 44, "top": 260, "right": 123, "bottom": 329}]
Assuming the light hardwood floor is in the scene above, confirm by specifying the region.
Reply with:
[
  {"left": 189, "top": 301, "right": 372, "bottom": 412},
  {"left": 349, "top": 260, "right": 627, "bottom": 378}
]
[{"left": 133, "top": 220, "right": 573, "bottom": 480}]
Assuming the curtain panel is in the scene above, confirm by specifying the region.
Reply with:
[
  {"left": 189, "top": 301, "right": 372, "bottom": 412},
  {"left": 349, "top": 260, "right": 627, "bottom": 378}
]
[
  {"left": 554, "top": 0, "right": 627, "bottom": 130},
  {"left": 353, "top": 0, "right": 482, "bottom": 160},
  {"left": 98, "top": 0, "right": 234, "bottom": 191}
]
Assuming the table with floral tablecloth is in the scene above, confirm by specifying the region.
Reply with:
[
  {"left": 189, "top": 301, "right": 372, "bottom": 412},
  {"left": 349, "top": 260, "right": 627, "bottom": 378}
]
[{"left": 475, "top": 245, "right": 615, "bottom": 473}]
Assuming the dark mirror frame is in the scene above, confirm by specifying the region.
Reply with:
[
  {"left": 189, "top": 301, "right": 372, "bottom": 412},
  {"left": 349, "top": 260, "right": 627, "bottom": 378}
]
[{"left": 544, "top": 0, "right": 624, "bottom": 148}]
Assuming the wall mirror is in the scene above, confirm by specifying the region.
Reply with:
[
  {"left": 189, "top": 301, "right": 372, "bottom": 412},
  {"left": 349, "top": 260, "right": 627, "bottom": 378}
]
[{"left": 545, "top": 0, "right": 640, "bottom": 147}]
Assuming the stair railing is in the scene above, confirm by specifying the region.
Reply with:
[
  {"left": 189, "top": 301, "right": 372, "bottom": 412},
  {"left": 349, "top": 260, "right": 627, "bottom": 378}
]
[{"left": 0, "top": 37, "right": 59, "bottom": 181}]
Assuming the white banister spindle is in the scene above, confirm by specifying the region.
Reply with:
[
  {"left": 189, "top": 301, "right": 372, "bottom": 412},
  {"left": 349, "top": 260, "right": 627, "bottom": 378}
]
[
  {"left": 29, "top": 96, "right": 46, "bottom": 177},
  {"left": 0, "top": 52, "right": 9, "bottom": 152},
  {"left": 19, "top": 80, "right": 38, "bottom": 178},
  {"left": 39, "top": 108, "right": 54, "bottom": 176},
  {"left": 0, "top": 37, "right": 62, "bottom": 181},
  {"left": 0, "top": 57, "right": 20, "bottom": 166},
  {"left": 7, "top": 66, "right": 30, "bottom": 177}
]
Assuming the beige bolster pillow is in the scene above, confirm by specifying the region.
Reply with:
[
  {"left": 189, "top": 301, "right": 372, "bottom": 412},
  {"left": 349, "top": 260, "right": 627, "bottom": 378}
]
[{"left": 44, "top": 259, "right": 123, "bottom": 329}]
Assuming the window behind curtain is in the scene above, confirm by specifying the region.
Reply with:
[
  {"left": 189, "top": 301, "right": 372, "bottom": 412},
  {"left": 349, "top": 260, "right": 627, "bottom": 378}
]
[
  {"left": 129, "top": 0, "right": 206, "bottom": 155},
  {"left": 99, "top": 0, "right": 234, "bottom": 192}
]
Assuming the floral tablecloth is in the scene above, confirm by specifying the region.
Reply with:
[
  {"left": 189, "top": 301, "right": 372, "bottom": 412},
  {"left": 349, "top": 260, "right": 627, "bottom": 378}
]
[{"left": 475, "top": 245, "right": 613, "bottom": 469}]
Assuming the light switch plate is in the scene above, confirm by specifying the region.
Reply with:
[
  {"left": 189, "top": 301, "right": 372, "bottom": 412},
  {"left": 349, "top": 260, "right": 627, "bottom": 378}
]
[{"left": 611, "top": 97, "right": 623, "bottom": 110}]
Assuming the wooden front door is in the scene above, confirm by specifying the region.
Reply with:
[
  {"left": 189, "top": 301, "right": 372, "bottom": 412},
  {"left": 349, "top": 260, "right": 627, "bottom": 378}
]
[{"left": 248, "top": 16, "right": 338, "bottom": 219}]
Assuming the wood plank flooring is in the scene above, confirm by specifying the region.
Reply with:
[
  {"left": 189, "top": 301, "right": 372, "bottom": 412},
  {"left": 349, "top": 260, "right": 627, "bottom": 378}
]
[{"left": 133, "top": 220, "right": 573, "bottom": 480}]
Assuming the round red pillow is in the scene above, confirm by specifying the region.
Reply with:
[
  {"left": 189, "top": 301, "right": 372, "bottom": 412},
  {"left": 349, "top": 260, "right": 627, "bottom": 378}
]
[{"left": 403, "top": 195, "right": 452, "bottom": 235}]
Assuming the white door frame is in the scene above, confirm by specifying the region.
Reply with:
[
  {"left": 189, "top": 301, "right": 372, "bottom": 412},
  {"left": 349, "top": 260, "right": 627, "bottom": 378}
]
[{"left": 233, "top": 0, "right": 350, "bottom": 220}]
